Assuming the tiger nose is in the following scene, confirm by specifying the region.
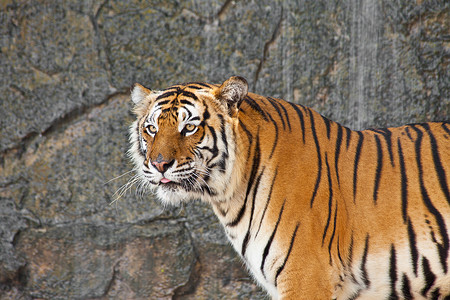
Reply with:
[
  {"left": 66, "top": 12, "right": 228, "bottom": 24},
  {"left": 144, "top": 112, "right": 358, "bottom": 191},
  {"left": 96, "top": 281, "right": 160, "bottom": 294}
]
[{"left": 151, "top": 154, "right": 174, "bottom": 173}]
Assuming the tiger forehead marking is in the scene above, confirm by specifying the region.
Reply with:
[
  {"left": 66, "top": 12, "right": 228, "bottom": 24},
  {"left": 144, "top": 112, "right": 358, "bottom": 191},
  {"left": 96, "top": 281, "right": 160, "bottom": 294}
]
[
  {"left": 129, "top": 76, "right": 450, "bottom": 299},
  {"left": 144, "top": 87, "right": 205, "bottom": 132}
]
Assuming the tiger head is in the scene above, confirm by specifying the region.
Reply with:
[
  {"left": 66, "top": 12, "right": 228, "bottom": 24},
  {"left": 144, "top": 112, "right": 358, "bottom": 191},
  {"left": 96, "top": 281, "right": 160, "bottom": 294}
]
[{"left": 129, "top": 76, "right": 248, "bottom": 205}]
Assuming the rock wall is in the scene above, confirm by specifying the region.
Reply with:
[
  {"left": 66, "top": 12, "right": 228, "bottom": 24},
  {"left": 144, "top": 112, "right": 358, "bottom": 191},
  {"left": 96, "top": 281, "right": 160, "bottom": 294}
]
[{"left": 0, "top": 0, "right": 448, "bottom": 299}]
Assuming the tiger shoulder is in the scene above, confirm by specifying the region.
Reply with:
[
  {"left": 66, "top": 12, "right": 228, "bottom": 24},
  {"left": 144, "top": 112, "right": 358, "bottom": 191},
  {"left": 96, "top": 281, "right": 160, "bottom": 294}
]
[{"left": 128, "top": 76, "right": 450, "bottom": 299}]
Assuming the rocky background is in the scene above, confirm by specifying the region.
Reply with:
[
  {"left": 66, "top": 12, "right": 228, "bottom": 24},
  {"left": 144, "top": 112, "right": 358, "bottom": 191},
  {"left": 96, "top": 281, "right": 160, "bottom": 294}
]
[{"left": 0, "top": 0, "right": 448, "bottom": 299}]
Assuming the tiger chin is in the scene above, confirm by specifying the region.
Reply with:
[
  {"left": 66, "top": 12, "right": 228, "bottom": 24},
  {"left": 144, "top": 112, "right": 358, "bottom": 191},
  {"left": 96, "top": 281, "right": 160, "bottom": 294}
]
[{"left": 128, "top": 76, "right": 450, "bottom": 299}]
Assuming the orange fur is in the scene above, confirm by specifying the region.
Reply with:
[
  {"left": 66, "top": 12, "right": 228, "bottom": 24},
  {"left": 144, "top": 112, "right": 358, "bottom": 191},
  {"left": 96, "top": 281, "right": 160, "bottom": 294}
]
[{"left": 129, "top": 76, "right": 450, "bottom": 299}]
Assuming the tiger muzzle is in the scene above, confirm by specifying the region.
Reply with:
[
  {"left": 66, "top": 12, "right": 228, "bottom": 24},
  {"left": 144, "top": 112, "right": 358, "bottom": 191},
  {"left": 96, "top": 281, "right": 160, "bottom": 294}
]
[{"left": 151, "top": 153, "right": 174, "bottom": 174}]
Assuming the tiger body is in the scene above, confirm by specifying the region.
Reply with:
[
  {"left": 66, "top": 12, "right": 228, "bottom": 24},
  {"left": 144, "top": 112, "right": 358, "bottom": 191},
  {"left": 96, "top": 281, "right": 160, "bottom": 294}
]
[{"left": 129, "top": 76, "right": 450, "bottom": 299}]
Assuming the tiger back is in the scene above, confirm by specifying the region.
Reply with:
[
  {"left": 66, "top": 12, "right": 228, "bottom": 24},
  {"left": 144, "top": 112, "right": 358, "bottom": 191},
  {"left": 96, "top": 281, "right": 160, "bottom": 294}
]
[{"left": 129, "top": 76, "right": 450, "bottom": 299}]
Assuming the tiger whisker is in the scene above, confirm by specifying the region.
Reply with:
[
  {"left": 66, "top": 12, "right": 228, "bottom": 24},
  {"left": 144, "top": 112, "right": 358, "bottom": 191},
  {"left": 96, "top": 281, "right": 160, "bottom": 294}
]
[
  {"left": 104, "top": 169, "right": 136, "bottom": 185},
  {"left": 185, "top": 176, "right": 200, "bottom": 192},
  {"left": 110, "top": 174, "right": 141, "bottom": 205},
  {"left": 190, "top": 176, "right": 205, "bottom": 193},
  {"left": 192, "top": 171, "right": 212, "bottom": 194}
]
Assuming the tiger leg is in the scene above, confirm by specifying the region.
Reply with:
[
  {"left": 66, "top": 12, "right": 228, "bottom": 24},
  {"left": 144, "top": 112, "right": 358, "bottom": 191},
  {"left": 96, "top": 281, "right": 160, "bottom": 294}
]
[{"left": 276, "top": 266, "right": 333, "bottom": 300}]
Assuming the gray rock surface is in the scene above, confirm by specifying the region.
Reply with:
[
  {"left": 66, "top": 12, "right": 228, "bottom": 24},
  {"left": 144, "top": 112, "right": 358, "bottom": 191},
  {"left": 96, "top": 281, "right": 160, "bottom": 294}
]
[{"left": 0, "top": 0, "right": 448, "bottom": 299}]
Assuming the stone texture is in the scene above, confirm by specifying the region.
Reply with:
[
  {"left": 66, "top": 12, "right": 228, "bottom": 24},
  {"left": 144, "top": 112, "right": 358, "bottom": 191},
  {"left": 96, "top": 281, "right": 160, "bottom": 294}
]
[
  {"left": 0, "top": 0, "right": 448, "bottom": 299},
  {"left": 15, "top": 222, "right": 196, "bottom": 299},
  {"left": 0, "top": 1, "right": 114, "bottom": 153}
]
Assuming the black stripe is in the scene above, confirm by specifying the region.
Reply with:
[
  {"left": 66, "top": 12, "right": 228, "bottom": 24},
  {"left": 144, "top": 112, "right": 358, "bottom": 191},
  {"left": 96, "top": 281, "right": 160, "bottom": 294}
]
[
  {"left": 238, "top": 120, "right": 253, "bottom": 162},
  {"left": 202, "top": 125, "right": 219, "bottom": 161},
  {"left": 420, "top": 123, "right": 450, "bottom": 205},
  {"left": 275, "top": 223, "right": 300, "bottom": 286},
  {"left": 186, "top": 85, "right": 203, "bottom": 90},
  {"left": 353, "top": 131, "right": 364, "bottom": 202},
  {"left": 401, "top": 273, "right": 413, "bottom": 300},
  {"left": 179, "top": 99, "right": 195, "bottom": 106},
  {"left": 215, "top": 203, "right": 227, "bottom": 217},
  {"left": 389, "top": 244, "right": 399, "bottom": 300},
  {"left": 322, "top": 116, "right": 331, "bottom": 139},
  {"left": 261, "top": 199, "right": 286, "bottom": 278},
  {"left": 185, "top": 82, "right": 211, "bottom": 88},
  {"left": 378, "top": 128, "right": 395, "bottom": 167},
  {"left": 161, "top": 107, "right": 178, "bottom": 115},
  {"left": 337, "top": 235, "right": 344, "bottom": 266},
  {"left": 348, "top": 291, "right": 361, "bottom": 300},
  {"left": 407, "top": 218, "right": 419, "bottom": 276},
  {"left": 421, "top": 256, "right": 436, "bottom": 296},
  {"left": 405, "top": 127, "right": 414, "bottom": 141},
  {"left": 367, "top": 128, "right": 381, "bottom": 134},
  {"left": 348, "top": 233, "right": 361, "bottom": 289},
  {"left": 287, "top": 102, "right": 306, "bottom": 143},
  {"left": 184, "top": 106, "right": 194, "bottom": 120},
  {"left": 267, "top": 97, "right": 286, "bottom": 130},
  {"left": 442, "top": 122, "right": 450, "bottom": 136},
  {"left": 218, "top": 114, "right": 229, "bottom": 172},
  {"left": 186, "top": 82, "right": 212, "bottom": 89},
  {"left": 242, "top": 168, "right": 265, "bottom": 257},
  {"left": 335, "top": 124, "right": 343, "bottom": 186},
  {"left": 156, "top": 100, "right": 171, "bottom": 107},
  {"left": 361, "top": 234, "right": 370, "bottom": 287},
  {"left": 430, "top": 289, "right": 440, "bottom": 300},
  {"left": 397, "top": 139, "right": 408, "bottom": 223},
  {"left": 347, "top": 234, "right": 363, "bottom": 291},
  {"left": 256, "top": 168, "right": 278, "bottom": 237},
  {"left": 328, "top": 202, "right": 338, "bottom": 265},
  {"left": 309, "top": 111, "right": 323, "bottom": 208},
  {"left": 265, "top": 110, "right": 279, "bottom": 159},
  {"left": 137, "top": 122, "right": 146, "bottom": 157},
  {"left": 202, "top": 105, "right": 210, "bottom": 122},
  {"left": 345, "top": 127, "right": 352, "bottom": 149},
  {"left": 175, "top": 161, "right": 190, "bottom": 169},
  {"left": 156, "top": 91, "right": 177, "bottom": 100},
  {"left": 348, "top": 233, "right": 354, "bottom": 265},
  {"left": 244, "top": 96, "right": 269, "bottom": 121},
  {"left": 279, "top": 100, "right": 292, "bottom": 132},
  {"left": 411, "top": 125, "right": 449, "bottom": 273},
  {"left": 228, "top": 135, "right": 261, "bottom": 227},
  {"left": 239, "top": 120, "right": 253, "bottom": 143},
  {"left": 322, "top": 154, "right": 333, "bottom": 245},
  {"left": 180, "top": 90, "right": 198, "bottom": 100},
  {"left": 373, "top": 134, "right": 383, "bottom": 204}
]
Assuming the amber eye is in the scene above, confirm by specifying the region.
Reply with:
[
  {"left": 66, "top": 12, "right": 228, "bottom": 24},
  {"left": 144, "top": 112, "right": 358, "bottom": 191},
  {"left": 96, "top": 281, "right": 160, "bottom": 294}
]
[
  {"left": 183, "top": 124, "right": 198, "bottom": 136},
  {"left": 146, "top": 125, "right": 157, "bottom": 135},
  {"left": 185, "top": 124, "right": 196, "bottom": 132}
]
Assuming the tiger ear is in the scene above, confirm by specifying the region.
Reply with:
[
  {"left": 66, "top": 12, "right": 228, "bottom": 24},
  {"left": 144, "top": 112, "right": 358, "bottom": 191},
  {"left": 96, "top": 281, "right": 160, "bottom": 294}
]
[
  {"left": 131, "top": 83, "right": 152, "bottom": 104},
  {"left": 215, "top": 76, "right": 248, "bottom": 115}
]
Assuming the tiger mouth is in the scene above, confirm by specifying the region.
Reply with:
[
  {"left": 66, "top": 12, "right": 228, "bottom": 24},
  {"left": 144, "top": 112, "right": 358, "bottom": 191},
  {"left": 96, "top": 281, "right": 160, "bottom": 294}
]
[
  {"left": 158, "top": 178, "right": 192, "bottom": 191},
  {"left": 158, "top": 180, "right": 180, "bottom": 190},
  {"left": 157, "top": 175, "right": 206, "bottom": 193}
]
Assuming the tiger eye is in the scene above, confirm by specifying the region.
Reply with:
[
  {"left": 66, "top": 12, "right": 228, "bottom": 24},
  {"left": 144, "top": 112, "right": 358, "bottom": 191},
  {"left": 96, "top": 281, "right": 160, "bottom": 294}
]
[
  {"left": 146, "top": 125, "right": 157, "bottom": 135},
  {"left": 185, "top": 124, "right": 196, "bottom": 132}
]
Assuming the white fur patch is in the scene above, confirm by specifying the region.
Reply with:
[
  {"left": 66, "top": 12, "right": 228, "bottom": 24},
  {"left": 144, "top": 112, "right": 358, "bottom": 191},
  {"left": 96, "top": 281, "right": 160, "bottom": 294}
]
[{"left": 131, "top": 84, "right": 149, "bottom": 104}]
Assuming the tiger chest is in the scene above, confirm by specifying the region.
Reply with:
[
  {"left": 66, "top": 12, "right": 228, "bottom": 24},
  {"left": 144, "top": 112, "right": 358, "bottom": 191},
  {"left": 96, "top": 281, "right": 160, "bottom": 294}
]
[{"left": 223, "top": 221, "right": 281, "bottom": 299}]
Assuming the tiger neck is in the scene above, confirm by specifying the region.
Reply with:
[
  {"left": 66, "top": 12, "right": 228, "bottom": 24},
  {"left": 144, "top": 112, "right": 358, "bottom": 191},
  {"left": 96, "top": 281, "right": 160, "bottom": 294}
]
[
  {"left": 208, "top": 112, "right": 263, "bottom": 242},
  {"left": 206, "top": 110, "right": 281, "bottom": 297}
]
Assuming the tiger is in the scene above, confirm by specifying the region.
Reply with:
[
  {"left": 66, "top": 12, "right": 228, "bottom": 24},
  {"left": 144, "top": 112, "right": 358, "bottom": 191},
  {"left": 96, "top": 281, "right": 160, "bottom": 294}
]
[{"left": 128, "top": 76, "right": 450, "bottom": 299}]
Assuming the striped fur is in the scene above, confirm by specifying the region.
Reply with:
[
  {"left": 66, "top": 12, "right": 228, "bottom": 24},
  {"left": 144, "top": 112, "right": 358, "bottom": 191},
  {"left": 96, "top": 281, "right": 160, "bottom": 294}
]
[{"left": 129, "top": 76, "right": 450, "bottom": 299}]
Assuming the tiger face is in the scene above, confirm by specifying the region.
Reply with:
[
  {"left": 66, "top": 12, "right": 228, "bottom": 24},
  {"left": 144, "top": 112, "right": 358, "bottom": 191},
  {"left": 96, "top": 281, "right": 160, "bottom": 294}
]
[{"left": 129, "top": 77, "right": 248, "bottom": 205}]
